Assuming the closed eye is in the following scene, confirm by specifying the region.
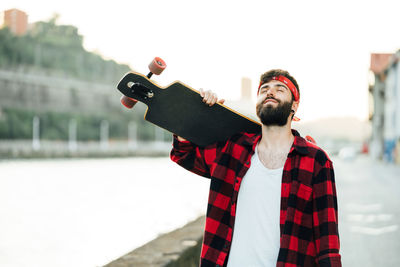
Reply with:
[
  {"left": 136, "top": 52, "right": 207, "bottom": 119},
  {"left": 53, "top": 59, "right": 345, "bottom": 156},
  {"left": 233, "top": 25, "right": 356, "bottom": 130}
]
[
  {"left": 260, "top": 84, "right": 288, "bottom": 93},
  {"left": 278, "top": 85, "right": 288, "bottom": 91}
]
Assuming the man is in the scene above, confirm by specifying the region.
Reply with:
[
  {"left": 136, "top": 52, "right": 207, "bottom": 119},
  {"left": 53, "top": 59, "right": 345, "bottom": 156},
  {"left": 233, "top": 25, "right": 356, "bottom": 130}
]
[{"left": 170, "top": 69, "right": 341, "bottom": 267}]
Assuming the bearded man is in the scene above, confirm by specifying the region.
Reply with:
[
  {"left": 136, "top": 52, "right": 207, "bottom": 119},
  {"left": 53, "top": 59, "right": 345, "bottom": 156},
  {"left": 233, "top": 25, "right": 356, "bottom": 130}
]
[{"left": 170, "top": 69, "right": 341, "bottom": 267}]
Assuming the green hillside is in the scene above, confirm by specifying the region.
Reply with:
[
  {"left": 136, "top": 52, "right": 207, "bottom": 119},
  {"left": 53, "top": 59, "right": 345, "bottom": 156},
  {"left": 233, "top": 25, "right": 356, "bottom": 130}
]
[{"left": 0, "top": 15, "right": 130, "bottom": 83}]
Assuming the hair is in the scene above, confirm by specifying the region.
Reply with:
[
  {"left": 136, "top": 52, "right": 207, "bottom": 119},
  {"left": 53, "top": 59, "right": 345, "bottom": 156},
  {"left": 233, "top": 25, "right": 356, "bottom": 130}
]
[{"left": 259, "top": 69, "right": 300, "bottom": 101}]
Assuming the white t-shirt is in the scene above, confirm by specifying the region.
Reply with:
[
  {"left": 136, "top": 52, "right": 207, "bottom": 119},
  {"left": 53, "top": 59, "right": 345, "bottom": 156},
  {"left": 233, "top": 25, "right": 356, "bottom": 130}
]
[{"left": 227, "top": 144, "right": 283, "bottom": 267}]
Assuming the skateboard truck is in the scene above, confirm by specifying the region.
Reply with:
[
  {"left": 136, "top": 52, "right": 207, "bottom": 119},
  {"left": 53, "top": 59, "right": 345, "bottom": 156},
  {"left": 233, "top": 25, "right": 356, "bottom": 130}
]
[
  {"left": 128, "top": 82, "right": 154, "bottom": 99},
  {"left": 120, "top": 57, "right": 166, "bottom": 109}
]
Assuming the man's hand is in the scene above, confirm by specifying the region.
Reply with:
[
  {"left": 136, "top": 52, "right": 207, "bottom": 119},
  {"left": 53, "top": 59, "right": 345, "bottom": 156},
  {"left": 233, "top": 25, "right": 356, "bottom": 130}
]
[
  {"left": 177, "top": 136, "right": 189, "bottom": 141},
  {"left": 199, "top": 88, "right": 225, "bottom": 106},
  {"left": 177, "top": 89, "right": 225, "bottom": 141}
]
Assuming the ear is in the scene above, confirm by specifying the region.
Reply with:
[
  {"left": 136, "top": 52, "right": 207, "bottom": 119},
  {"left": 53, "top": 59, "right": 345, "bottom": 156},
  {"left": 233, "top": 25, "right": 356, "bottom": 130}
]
[{"left": 291, "top": 100, "right": 299, "bottom": 114}]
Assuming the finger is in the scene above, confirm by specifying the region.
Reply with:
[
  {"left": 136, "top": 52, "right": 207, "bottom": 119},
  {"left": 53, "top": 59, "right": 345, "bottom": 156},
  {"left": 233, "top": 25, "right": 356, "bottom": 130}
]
[
  {"left": 211, "top": 94, "right": 218, "bottom": 105},
  {"left": 217, "top": 98, "right": 225, "bottom": 104},
  {"left": 204, "top": 90, "right": 212, "bottom": 103},
  {"left": 202, "top": 90, "right": 208, "bottom": 102},
  {"left": 199, "top": 88, "right": 204, "bottom": 97},
  {"left": 206, "top": 93, "right": 215, "bottom": 105},
  {"left": 202, "top": 92, "right": 208, "bottom": 103},
  {"left": 209, "top": 94, "right": 218, "bottom": 106}
]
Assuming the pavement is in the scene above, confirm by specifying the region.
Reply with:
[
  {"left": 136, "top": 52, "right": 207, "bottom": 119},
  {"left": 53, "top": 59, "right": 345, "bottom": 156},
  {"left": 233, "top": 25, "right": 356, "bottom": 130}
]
[{"left": 334, "top": 155, "right": 400, "bottom": 266}]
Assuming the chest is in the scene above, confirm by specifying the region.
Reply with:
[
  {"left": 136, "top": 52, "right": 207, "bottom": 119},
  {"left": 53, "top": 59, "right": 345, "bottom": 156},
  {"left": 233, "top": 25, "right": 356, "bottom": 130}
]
[{"left": 258, "top": 149, "right": 289, "bottom": 169}]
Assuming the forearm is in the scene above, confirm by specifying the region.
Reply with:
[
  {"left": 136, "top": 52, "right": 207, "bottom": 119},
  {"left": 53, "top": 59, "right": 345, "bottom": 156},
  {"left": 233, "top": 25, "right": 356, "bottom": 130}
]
[{"left": 170, "top": 134, "right": 211, "bottom": 178}]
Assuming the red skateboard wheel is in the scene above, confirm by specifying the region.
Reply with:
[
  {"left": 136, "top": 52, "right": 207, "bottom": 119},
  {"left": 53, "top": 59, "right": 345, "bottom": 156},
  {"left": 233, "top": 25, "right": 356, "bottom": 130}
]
[
  {"left": 120, "top": 95, "right": 138, "bottom": 109},
  {"left": 148, "top": 57, "right": 166, "bottom": 75}
]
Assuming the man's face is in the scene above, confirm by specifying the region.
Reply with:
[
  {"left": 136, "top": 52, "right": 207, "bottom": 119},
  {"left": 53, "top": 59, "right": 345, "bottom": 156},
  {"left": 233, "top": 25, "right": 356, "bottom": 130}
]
[{"left": 256, "top": 80, "right": 295, "bottom": 126}]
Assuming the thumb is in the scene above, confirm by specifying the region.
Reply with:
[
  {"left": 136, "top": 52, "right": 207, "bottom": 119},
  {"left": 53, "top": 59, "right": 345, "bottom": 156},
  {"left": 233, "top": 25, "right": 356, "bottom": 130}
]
[{"left": 217, "top": 98, "right": 225, "bottom": 104}]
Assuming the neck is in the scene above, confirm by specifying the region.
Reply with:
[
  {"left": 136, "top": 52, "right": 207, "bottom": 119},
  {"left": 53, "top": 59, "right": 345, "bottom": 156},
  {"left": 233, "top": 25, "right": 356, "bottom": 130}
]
[{"left": 259, "top": 121, "right": 294, "bottom": 150}]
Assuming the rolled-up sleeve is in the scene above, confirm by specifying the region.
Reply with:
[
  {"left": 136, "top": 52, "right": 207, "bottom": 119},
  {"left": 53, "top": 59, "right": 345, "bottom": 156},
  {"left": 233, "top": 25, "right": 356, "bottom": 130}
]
[{"left": 170, "top": 134, "right": 221, "bottom": 179}]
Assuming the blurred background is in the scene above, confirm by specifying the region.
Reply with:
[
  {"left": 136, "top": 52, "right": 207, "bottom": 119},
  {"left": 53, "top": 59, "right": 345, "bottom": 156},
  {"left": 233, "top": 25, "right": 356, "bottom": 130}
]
[{"left": 0, "top": 0, "right": 399, "bottom": 266}]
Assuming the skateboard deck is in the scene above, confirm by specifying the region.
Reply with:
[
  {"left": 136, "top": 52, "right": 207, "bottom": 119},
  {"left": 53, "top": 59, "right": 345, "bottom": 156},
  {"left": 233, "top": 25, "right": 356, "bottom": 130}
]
[{"left": 117, "top": 71, "right": 261, "bottom": 147}]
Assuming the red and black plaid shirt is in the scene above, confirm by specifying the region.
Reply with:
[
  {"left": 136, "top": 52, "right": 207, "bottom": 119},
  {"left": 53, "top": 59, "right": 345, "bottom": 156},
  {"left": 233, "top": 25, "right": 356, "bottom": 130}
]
[{"left": 170, "top": 129, "right": 341, "bottom": 267}]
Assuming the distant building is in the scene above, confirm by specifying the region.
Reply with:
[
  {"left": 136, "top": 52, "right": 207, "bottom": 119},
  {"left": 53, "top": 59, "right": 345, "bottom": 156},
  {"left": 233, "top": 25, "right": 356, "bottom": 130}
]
[
  {"left": 241, "top": 77, "right": 252, "bottom": 101},
  {"left": 1, "top": 8, "right": 28, "bottom": 36},
  {"left": 225, "top": 77, "right": 259, "bottom": 122},
  {"left": 369, "top": 51, "right": 400, "bottom": 163}
]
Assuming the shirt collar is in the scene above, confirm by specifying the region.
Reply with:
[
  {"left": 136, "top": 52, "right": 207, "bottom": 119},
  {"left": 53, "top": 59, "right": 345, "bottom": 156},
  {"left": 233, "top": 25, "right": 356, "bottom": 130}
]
[
  {"left": 290, "top": 129, "right": 309, "bottom": 155},
  {"left": 242, "top": 129, "right": 309, "bottom": 156}
]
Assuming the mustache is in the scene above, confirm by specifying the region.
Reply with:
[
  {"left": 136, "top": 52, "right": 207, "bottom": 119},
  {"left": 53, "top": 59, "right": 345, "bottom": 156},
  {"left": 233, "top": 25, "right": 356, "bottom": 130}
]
[{"left": 262, "top": 97, "right": 280, "bottom": 104}]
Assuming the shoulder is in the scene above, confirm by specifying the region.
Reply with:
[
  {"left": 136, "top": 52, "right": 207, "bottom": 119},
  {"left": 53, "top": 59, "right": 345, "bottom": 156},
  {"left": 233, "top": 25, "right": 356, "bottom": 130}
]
[
  {"left": 229, "top": 131, "right": 260, "bottom": 146},
  {"left": 305, "top": 139, "right": 331, "bottom": 160},
  {"left": 213, "top": 132, "right": 260, "bottom": 157},
  {"left": 302, "top": 137, "right": 333, "bottom": 169},
  {"left": 304, "top": 141, "right": 335, "bottom": 184},
  {"left": 203, "top": 132, "right": 255, "bottom": 152}
]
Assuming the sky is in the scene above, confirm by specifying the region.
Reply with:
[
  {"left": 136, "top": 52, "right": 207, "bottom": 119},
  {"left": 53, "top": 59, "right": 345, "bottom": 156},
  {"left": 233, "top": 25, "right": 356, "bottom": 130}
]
[{"left": 2, "top": 0, "right": 400, "bottom": 122}]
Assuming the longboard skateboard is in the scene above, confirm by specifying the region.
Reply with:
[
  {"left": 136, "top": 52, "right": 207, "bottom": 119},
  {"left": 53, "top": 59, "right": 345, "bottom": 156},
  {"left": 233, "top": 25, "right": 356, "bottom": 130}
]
[{"left": 117, "top": 57, "right": 261, "bottom": 147}]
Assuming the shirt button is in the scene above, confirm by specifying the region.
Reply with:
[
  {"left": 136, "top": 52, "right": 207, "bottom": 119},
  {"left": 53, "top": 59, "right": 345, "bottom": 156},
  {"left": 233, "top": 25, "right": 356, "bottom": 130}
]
[
  {"left": 246, "top": 161, "right": 250, "bottom": 165},
  {"left": 224, "top": 243, "right": 228, "bottom": 249}
]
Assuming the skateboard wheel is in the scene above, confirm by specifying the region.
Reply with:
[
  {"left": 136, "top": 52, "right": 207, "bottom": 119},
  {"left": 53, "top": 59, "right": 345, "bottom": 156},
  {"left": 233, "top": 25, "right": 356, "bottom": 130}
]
[
  {"left": 120, "top": 95, "right": 138, "bottom": 109},
  {"left": 148, "top": 57, "right": 166, "bottom": 75}
]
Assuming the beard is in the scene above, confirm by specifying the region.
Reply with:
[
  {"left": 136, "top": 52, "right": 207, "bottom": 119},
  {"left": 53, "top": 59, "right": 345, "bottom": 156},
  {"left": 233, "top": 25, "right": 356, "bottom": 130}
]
[{"left": 256, "top": 97, "right": 293, "bottom": 126}]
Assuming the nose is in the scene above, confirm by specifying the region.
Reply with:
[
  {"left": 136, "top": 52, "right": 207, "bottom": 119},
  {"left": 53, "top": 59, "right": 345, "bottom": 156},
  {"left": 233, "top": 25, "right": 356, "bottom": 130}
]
[{"left": 266, "top": 90, "right": 276, "bottom": 99}]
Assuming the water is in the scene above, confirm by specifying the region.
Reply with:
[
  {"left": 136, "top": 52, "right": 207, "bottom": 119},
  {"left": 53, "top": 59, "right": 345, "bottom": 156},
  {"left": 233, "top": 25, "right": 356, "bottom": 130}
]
[{"left": 0, "top": 157, "right": 210, "bottom": 267}]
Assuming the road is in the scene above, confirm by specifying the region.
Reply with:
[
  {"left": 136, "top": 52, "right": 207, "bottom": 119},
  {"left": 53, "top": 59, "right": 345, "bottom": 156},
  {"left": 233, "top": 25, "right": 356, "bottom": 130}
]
[{"left": 334, "top": 155, "right": 400, "bottom": 266}]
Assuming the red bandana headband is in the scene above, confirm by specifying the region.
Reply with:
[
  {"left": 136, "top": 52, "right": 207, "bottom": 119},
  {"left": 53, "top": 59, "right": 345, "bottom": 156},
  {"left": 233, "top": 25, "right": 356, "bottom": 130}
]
[{"left": 258, "top": 76, "right": 300, "bottom": 102}]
